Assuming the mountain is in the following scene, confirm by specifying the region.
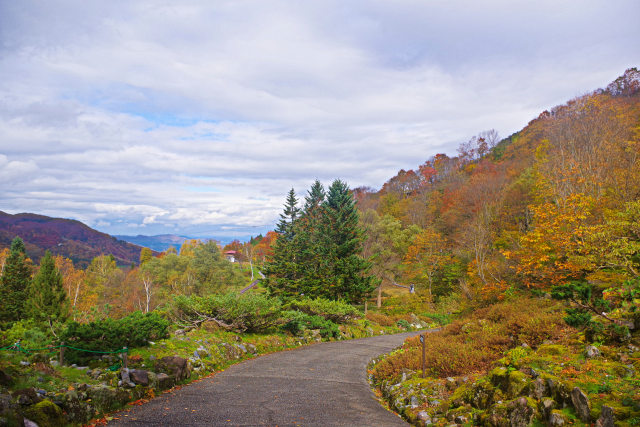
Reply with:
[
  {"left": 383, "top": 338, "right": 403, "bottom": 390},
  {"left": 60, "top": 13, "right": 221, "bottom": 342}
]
[
  {"left": 114, "top": 234, "right": 191, "bottom": 252},
  {"left": 0, "top": 211, "right": 153, "bottom": 267}
]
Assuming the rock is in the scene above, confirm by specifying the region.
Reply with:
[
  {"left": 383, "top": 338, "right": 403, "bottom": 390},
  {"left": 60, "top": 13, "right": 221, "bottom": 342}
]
[
  {"left": 530, "top": 378, "right": 548, "bottom": 399},
  {"left": 236, "top": 344, "right": 247, "bottom": 354},
  {"left": 24, "top": 418, "right": 39, "bottom": 427},
  {"left": 548, "top": 409, "right": 567, "bottom": 426},
  {"left": 19, "top": 361, "right": 30, "bottom": 367},
  {"left": 23, "top": 400, "right": 65, "bottom": 427},
  {"left": 173, "top": 329, "right": 186, "bottom": 336},
  {"left": 156, "top": 356, "right": 190, "bottom": 381},
  {"left": 410, "top": 395, "right": 419, "bottom": 408},
  {"left": 0, "top": 370, "right": 14, "bottom": 387},
  {"left": 246, "top": 343, "right": 257, "bottom": 354},
  {"left": 508, "top": 397, "right": 535, "bottom": 427},
  {"left": 130, "top": 369, "right": 149, "bottom": 387},
  {"left": 585, "top": 345, "right": 601, "bottom": 358},
  {"left": 0, "top": 393, "right": 23, "bottom": 426},
  {"left": 86, "top": 385, "right": 130, "bottom": 412},
  {"left": 445, "top": 377, "right": 457, "bottom": 390},
  {"left": 119, "top": 368, "right": 135, "bottom": 388},
  {"left": 12, "top": 388, "right": 42, "bottom": 406},
  {"left": 540, "top": 397, "right": 555, "bottom": 420},
  {"left": 156, "top": 373, "right": 174, "bottom": 390},
  {"left": 220, "top": 343, "right": 242, "bottom": 359},
  {"left": 570, "top": 387, "right": 591, "bottom": 423},
  {"left": 454, "top": 415, "right": 467, "bottom": 424},
  {"left": 417, "top": 410, "right": 432, "bottom": 424},
  {"left": 596, "top": 405, "right": 615, "bottom": 427}
]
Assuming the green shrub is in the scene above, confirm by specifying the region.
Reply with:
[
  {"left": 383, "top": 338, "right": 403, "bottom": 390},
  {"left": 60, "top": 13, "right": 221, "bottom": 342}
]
[
  {"left": 171, "top": 292, "right": 283, "bottom": 333},
  {"left": 283, "top": 297, "right": 360, "bottom": 323},
  {"left": 60, "top": 311, "right": 169, "bottom": 364},
  {"left": 396, "top": 319, "right": 411, "bottom": 330},
  {"left": 0, "top": 319, "right": 53, "bottom": 349},
  {"left": 281, "top": 311, "right": 340, "bottom": 338}
]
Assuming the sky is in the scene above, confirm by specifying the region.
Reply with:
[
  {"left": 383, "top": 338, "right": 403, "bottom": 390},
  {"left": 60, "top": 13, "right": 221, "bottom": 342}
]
[{"left": 1, "top": 0, "right": 639, "bottom": 242}]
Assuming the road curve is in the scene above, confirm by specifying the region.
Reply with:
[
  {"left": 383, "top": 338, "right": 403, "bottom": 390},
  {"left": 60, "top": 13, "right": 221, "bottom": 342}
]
[{"left": 108, "top": 331, "right": 422, "bottom": 427}]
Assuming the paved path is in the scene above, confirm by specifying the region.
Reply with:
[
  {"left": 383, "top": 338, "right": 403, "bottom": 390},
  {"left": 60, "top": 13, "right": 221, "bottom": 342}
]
[{"left": 108, "top": 331, "right": 422, "bottom": 427}]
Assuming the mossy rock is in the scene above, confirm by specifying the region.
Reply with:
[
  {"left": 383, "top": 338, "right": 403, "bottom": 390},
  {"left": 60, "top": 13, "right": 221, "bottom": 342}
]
[
  {"left": 536, "top": 345, "right": 567, "bottom": 356},
  {"left": 449, "top": 383, "right": 472, "bottom": 407},
  {"left": 470, "top": 379, "right": 495, "bottom": 410},
  {"left": 506, "top": 370, "right": 530, "bottom": 398},
  {"left": 490, "top": 366, "right": 510, "bottom": 388},
  {"left": 23, "top": 400, "right": 65, "bottom": 427}
]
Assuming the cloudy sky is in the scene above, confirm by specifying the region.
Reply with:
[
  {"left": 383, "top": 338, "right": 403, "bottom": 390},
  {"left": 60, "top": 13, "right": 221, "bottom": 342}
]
[{"left": 1, "top": 1, "right": 638, "bottom": 241}]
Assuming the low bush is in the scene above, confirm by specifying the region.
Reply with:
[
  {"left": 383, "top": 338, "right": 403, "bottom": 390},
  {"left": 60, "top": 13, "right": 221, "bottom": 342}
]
[
  {"left": 61, "top": 311, "right": 170, "bottom": 364},
  {"left": 281, "top": 311, "right": 340, "bottom": 338},
  {"left": 171, "top": 292, "right": 283, "bottom": 333},
  {"left": 284, "top": 297, "right": 360, "bottom": 323},
  {"left": 371, "top": 298, "right": 565, "bottom": 381},
  {"left": 365, "top": 312, "right": 395, "bottom": 327}
]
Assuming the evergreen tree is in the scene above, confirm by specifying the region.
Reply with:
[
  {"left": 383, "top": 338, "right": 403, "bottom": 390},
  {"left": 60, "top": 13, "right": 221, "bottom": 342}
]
[
  {"left": 320, "top": 180, "right": 377, "bottom": 303},
  {"left": 275, "top": 188, "right": 301, "bottom": 239},
  {"left": 265, "top": 180, "right": 376, "bottom": 303},
  {"left": 0, "top": 237, "right": 32, "bottom": 323},
  {"left": 27, "top": 250, "right": 69, "bottom": 324},
  {"left": 296, "top": 180, "right": 328, "bottom": 297},
  {"left": 264, "top": 189, "right": 303, "bottom": 298}
]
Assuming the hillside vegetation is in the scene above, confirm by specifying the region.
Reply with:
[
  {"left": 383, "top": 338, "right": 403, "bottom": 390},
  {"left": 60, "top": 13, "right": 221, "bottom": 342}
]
[
  {"left": 0, "top": 69, "right": 638, "bottom": 426},
  {"left": 365, "top": 68, "right": 640, "bottom": 426}
]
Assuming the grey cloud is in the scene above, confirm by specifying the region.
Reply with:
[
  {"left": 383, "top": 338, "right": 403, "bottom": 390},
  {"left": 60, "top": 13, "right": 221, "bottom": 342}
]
[{"left": 1, "top": 0, "right": 638, "bottom": 238}]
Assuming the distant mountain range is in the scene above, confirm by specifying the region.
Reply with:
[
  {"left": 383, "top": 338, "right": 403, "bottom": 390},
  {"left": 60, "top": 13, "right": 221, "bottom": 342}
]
[
  {"left": 115, "top": 234, "right": 191, "bottom": 252},
  {"left": 0, "top": 211, "right": 155, "bottom": 267}
]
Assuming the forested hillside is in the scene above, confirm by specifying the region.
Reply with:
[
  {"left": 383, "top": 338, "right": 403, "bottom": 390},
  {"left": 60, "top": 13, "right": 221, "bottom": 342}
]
[
  {"left": 356, "top": 67, "right": 640, "bottom": 304},
  {"left": 0, "top": 212, "right": 149, "bottom": 267}
]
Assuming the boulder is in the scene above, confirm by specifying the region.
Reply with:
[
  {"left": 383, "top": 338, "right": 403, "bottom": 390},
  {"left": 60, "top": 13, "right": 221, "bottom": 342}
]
[
  {"left": 508, "top": 397, "right": 536, "bottom": 427},
  {"left": 156, "top": 373, "right": 174, "bottom": 390},
  {"left": 596, "top": 405, "right": 615, "bottom": 427},
  {"left": 130, "top": 369, "right": 149, "bottom": 387},
  {"left": 530, "top": 377, "right": 548, "bottom": 400},
  {"left": 12, "top": 389, "right": 41, "bottom": 406},
  {"left": 119, "top": 368, "right": 135, "bottom": 388},
  {"left": 570, "top": 387, "right": 591, "bottom": 423},
  {"left": 0, "top": 393, "right": 23, "bottom": 427},
  {"left": 548, "top": 409, "right": 567, "bottom": 426},
  {"left": 0, "top": 370, "right": 13, "bottom": 387},
  {"left": 585, "top": 345, "right": 601, "bottom": 358},
  {"left": 540, "top": 397, "right": 555, "bottom": 420},
  {"left": 86, "top": 385, "right": 129, "bottom": 412},
  {"left": 23, "top": 400, "right": 65, "bottom": 427},
  {"left": 156, "top": 356, "right": 190, "bottom": 381},
  {"left": 417, "top": 411, "right": 432, "bottom": 424}
]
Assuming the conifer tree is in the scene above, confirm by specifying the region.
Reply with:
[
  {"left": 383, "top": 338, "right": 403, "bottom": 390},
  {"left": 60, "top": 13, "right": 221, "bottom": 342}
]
[
  {"left": 320, "top": 179, "right": 377, "bottom": 303},
  {"left": 264, "top": 189, "right": 303, "bottom": 298},
  {"left": 0, "top": 237, "right": 32, "bottom": 323},
  {"left": 265, "top": 180, "right": 376, "bottom": 303},
  {"left": 27, "top": 250, "right": 69, "bottom": 324}
]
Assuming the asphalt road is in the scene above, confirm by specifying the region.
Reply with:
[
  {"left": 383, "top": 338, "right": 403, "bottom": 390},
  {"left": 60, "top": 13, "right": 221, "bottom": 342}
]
[{"left": 107, "top": 331, "right": 421, "bottom": 427}]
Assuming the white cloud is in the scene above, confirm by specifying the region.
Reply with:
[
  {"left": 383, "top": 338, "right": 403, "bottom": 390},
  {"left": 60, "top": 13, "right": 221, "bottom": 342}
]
[{"left": 0, "top": 0, "right": 638, "bottom": 238}]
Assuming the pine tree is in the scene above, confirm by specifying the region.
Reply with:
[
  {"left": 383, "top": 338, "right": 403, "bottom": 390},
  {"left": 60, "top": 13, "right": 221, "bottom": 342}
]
[
  {"left": 27, "top": 250, "right": 69, "bottom": 324},
  {"left": 296, "top": 180, "right": 328, "bottom": 297},
  {"left": 0, "top": 237, "right": 32, "bottom": 323}
]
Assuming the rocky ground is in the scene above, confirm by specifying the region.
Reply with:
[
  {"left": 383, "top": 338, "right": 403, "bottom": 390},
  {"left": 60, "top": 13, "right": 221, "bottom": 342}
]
[
  {"left": 371, "top": 338, "right": 640, "bottom": 426},
  {"left": 1, "top": 317, "right": 433, "bottom": 426}
]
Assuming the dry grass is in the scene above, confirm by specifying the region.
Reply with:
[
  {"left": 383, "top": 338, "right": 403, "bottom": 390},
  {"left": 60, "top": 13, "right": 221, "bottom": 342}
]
[{"left": 372, "top": 297, "right": 566, "bottom": 380}]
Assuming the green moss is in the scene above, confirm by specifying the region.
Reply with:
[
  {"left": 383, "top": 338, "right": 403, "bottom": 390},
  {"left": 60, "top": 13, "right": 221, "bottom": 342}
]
[
  {"left": 23, "top": 400, "right": 65, "bottom": 427},
  {"left": 536, "top": 344, "right": 567, "bottom": 356}
]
